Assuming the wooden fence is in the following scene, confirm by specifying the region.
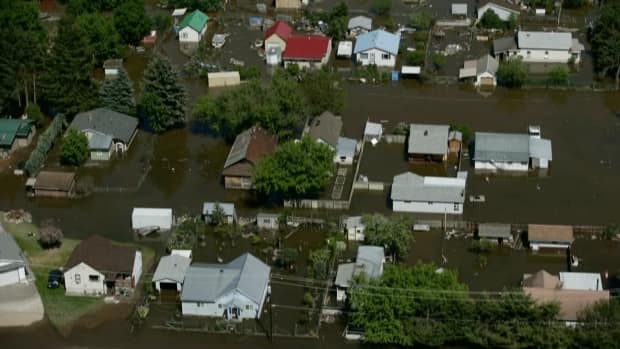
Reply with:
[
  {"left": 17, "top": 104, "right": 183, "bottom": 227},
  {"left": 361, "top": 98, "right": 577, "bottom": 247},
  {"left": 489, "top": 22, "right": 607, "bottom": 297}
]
[{"left": 352, "top": 181, "right": 385, "bottom": 191}]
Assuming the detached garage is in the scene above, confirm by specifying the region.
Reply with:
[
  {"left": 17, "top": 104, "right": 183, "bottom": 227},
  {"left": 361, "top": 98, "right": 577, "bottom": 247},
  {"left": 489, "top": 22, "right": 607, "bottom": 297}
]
[
  {"left": 0, "top": 231, "right": 28, "bottom": 287},
  {"left": 131, "top": 208, "right": 173, "bottom": 232},
  {"left": 207, "top": 71, "right": 241, "bottom": 88},
  {"left": 152, "top": 254, "right": 191, "bottom": 292}
]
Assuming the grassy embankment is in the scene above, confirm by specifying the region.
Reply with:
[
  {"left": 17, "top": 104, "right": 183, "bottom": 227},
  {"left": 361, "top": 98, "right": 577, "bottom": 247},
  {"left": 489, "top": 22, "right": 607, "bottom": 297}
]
[{"left": 0, "top": 213, "right": 155, "bottom": 330}]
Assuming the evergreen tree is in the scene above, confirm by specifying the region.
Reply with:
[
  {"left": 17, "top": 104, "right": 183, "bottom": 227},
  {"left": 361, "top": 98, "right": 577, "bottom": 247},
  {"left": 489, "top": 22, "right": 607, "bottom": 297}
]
[
  {"left": 139, "top": 54, "right": 186, "bottom": 132},
  {"left": 40, "top": 18, "right": 99, "bottom": 116},
  {"left": 100, "top": 68, "right": 135, "bottom": 115}
]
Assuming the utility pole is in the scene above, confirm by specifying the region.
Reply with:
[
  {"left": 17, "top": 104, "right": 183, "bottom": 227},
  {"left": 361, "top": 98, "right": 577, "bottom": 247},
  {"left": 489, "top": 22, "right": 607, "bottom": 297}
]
[{"left": 269, "top": 303, "right": 274, "bottom": 342}]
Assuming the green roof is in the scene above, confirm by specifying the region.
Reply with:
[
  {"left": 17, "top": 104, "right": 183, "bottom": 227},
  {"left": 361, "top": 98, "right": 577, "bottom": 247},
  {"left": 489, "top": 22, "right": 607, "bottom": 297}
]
[
  {"left": 0, "top": 119, "right": 32, "bottom": 148},
  {"left": 179, "top": 10, "right": 209, "bottom": 33}
]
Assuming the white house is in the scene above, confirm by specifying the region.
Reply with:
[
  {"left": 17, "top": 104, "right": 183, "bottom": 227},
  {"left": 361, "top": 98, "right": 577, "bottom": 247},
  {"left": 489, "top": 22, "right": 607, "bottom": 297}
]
[
  {"left": 257, "top": 213, "right": 279, "bottom": 230},
  {"left": 477, "top": 0, "right": 520, "bottom": 22},
  {"left": 510, "top": 31, "right": 585, "bottom": 64},
  {"left": 64, "top": 235, "right": 142, "bottom": 296},
  {"left": 343, "top": 216, "right": 365, "bottom": 241},
  {"left": 0, "top": 230, "right": 28, "bottom": 287},
  {"left": 263, "top": 21, "right": 293, "bottom": 66},
  {"left": 391, "top": 171, "right": 467, "bottom": 214},
  {"left": 131, "top": 208, "right": 173, "bottom": 232},
  {"left": 459, "top": 54, "right": 499, "bottom": 87},
  {"left": 178, "top": 10, "right": 209, "bottom": 43},
  {"left": 364, "top": 121, "right": 383, "bottom": 143},
  {"left": 203, "top": 202, "right": 236, "bottom": 224},
  {"left": 354, "top": 29, "right": 400, "bottom": 68},
  {"left": 335, "top": 246, "right": 384, "bottom": 301},
  {"left": 152, "top": 253, "right": 191, "bottom": 292},
  {"left": 335, "top": 137, "right": 357, "bottom": 165},
  {"left": 181, "top": 253, "right": 270, "bottom": 320},
  {"left": 348, "top": 16, "right": 372, "bottom": 37},
  {"left": 474, "top": 128, "right": 552, "bottom": 171}
]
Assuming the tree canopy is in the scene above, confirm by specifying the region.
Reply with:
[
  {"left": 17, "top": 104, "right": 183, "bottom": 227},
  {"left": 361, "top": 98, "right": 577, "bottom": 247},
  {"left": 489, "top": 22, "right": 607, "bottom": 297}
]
[
  {"left": 591, "top": 0, "right": 620, "bottom": 89},
  {"left": 300, "top": 68, "right": 345, "bottom": 116},
  {"left": 497, "top": 58, "right": 528, "bottom": 88},
  {"left": 114, "top": 0, "right": 151, "bottom": 45},
  {"left": 100, "top": 68, "right": 135, "bottom": 115},
  {"left": 60, "top": 128, "right": 90, "bottom": 166},
  {"left": 362, "top": 214, "right": 413, "bottom": 261},
  {"left": 75, "top": 12, "right": 122, "bottom": 65},
  {"left": 252, "top": 137, "right": 334, "bottom": 199},
  {"left": 167, "top": 0, "right": 223, "bottom": 12}
]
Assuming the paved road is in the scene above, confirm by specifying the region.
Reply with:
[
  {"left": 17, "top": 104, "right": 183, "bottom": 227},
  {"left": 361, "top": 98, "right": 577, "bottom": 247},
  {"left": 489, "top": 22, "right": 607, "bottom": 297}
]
[{"left": 0, "top": 282, "right": 44, "bottom": 327}]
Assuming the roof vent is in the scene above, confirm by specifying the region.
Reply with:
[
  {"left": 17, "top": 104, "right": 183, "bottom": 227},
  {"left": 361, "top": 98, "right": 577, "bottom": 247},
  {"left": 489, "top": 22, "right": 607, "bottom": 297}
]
[
  {"left": 220, "top": 269, "right": 224, "bottom": 273},
  {"left": 424, "top": 130, "right": 428, "bottom": 136}
]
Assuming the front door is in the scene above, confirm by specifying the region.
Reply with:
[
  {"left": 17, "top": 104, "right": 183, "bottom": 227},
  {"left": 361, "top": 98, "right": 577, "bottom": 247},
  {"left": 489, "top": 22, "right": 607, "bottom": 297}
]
[{"left": 369, "top": 52, "right": 375, "bottom": 64}]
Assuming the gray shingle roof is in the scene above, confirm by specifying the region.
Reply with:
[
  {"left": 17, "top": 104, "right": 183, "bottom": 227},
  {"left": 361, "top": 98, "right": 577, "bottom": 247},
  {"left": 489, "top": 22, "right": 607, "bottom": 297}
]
[
  {"left": 518, "top": 31, "right": 573, "bottom": 51},
  {"left": 308, "top": 111, "right": 342, "bottom": 148},
  {"left": 493, "top": 36, "right": 517, "bottom": 55},
  {"left": 85, "top": 130, "right": 113, "bottom": 151},
  {"left": 477, "top": 54, "right": 499, "bottom": 75},
  {"left": 408, "top": 124, "right": 450, "bottom": 155},
  {"left": 203, "top": 202, "right": 236, "bottom": 216},
  {"left": 529, "top": 138, "right": 552, "bottom": 160},
  {"left": 474, "top": 132, "right": 530, "bottom": 162},
  {"left": 152, "top": 254, "right": 191, "bottom": 284},
  {"left": 478, "top": 223, "right": 512, "bottom": 239},
  {"left": 0, "top": 230, "right": 25, "bottom": 267},
  {"left": 71, "top": 108, "right": 138, "bottom": 144},
  {"left": 180, "top": 253, "right": 270, "bottom": 304},
  {"left": 391, "top": 172, "right": 466, "bottom": 203},
  {"left": 335, "top": 246, "right": 384, "bottom": 288},
  {"left": 452, "top": 3, "right": 468, "bottom": 15},
  {"left": 336, "top": 137, "right": 357, "bottom": 158},
  {"left": 348, "top": 16, "right": 372, "bottom": 30}
]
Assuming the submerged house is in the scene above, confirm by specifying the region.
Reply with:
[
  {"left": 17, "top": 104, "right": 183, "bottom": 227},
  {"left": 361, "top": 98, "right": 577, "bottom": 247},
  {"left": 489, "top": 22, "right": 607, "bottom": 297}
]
[
  {"left": 408, "top": 124, "right": 450, "bottom": 162},
  {"left": 307, "top": 111, "right": 343, "bottom": 150},
  {"left": 282, "top": 34, "right": 332, "bottom": 69},
  {"left": 152, "top": 252, "right": 191, "bottom": 293},
  {"left": 335, "top": 137, "right": 357, "bottom": 165},
  {"left": 473, "top": 128, "right": 552, "bottom": 171},
  {"left": 477, "top": 0, "right": 520, "bottom": 22},
  {"left": 181, "top": 253, "right": 270, "bottom": 320},
  {"left": 493, "top": 31, "right": 585, "bottom": 64},
  {"left": 29, "top": 171, "right": 76, "bottom": 198},
  {"left": 64, "top": 235, "right": 142, "bottom": 296},
  {"left": 222, "top": 127, "right": 277, "bottom": 190},
  {"left": 477, "top": 223, "right": 513, "bottom": 243},
  {"left": 391, "top": 171, "right": 467, "bottom": 214},
  {"left": 343, "top": 216, "right": 365, "bottom": 241},
  {"left": 335, "top": 246, "right": 384, "bottom": 301},
  {"left": 203, "top": 202, "right": 236, "bottom": 224},
  {"left": 263, "top": 20, "right": 293, "bottom": 66},
  {"left": 69, "top": 108, "right": 138, "bottom": 161},
  {"left": 0, "top": 230, "right": 28, "bottom": 287},
  {"left": 348, "top": 16, "right": 372, "bottom": 37},
  {"left": 354, "top": 29, "right": 400, "bottom": 68},
  {"left": 178, "top": 10, "right": 209, "bottom": 43},
  {"left": 459, "top": 54, "right": 499, "bottom": 87},
  {"left": 527, "top": 224, "right": 574, "bottom": 251},
  {"left": 0, "top": 119, "right": 35, "bottom": 158}
]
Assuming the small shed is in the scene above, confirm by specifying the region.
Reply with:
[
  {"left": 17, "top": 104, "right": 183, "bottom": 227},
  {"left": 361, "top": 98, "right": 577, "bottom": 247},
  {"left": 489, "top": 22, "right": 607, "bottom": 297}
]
[
  {"left": 257, "top": 213, "right": 279, "bottom": 230},
  {"left": 152, "top": 254, "right": 191, "bottom": 292},
  {"left": 203, "top": 202, "right": 236, "bottom": 224},
  {"left": 401, "top": 65, "right": 421, "bottom": 76},
  {"left": 30, "top": 171, "right": 76, "bottom": 198},
  {"left": 207, "top": 71, "right": 241, "bottom": 87},
  {"left": 103, "top": 59, "right": 123, "bottom": 76},
  {"left": 249, "top": 16, "right": 263, "bottom": 29},
  {"left": 364, "top": 121, "right": 383, "bottom": 142},
  {"left": 478, "top": 223, "right": 512, "bottom": 242},
  {"left": 528, "top": 224, "right": 574, "bottom": 251},
  {"left": 131, "top": 208, "right": 173, "bottom": 231},
  {"left": 335, "top": 137, "right": 357, "bottom": 165},
  {"left": 451, "top": 3, "right": 468, "bottom": 16},
  {"left": 343, "top": 216, "right": 365, "bottom": 241},
  {"left": 448, "top": 130, "right": 463, "bottom": 154},
  {"left": 337, "top": 41, "right": 353, "bottom": 58}
]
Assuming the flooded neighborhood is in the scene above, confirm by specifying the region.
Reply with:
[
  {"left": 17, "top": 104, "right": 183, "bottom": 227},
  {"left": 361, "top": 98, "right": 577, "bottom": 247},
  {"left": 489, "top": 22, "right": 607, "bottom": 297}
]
[{"left": 1, "top": 0, "right": 620, "bottom": 348}]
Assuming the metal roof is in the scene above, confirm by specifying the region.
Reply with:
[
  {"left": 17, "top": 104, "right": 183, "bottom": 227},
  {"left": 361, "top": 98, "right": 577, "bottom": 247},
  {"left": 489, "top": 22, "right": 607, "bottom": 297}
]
[
  {"left": 493, "top": 36, "right": 517, "bottom": 55},
  {"left": 0, "top": 230, "right": 25, "bottom": 266},
  {"left": 337, "top": 41, "right": 353, "bottom": 57},
  {"left": 354, "top": 29, "right": 400, "bottom": 56},
  {"left": 344, "top": 216, "right": 363, "bottom": 229},
  {"left": 152, "top": 254, "right": 191, "bottom": 283},
  {"left": 451, "top": 3, "right": 468, "bottom": 15},
  {"left": 391, "top": 172, "right": 466, "bottom": 203},
  {"left": 559, "top": 272, "right": 603, "bottom": 291},
  {"left": 477, "top": 54, "right": 499, "bottom": 74},
  {"left": 203, "top": 202, "right": 236, "bottom": 216},
  {"left": 223, "top": 127, "right": 277, "bottom": 170},
  {"left": 335, "top": 246, "right": 384, "bottom": 288},
  {"left": 85, "top": 129, "right": 113, "bottom": 151},
  {"left": 364, "top": 121, "right": 382, "bottom": 137},
  {"left": 180, "top": 253, "right": 270, "bottom": 304},
  {"left": 529, "top": 138, "right": 552, "bottom": 160},
  {"left": 335, "top": 263, "right": 355, "bottom": 287},
  {"left": 518, "top": 31, "right": 573, "bottom": 51},
  {"left": 449, "top": 130, "right": 462, "bottom": 142},
  {"left": 408, "top": 124, "right": 449, "bottom": 155},
  {"left": 474, "top": 132, "right": 530, "bottom": 162},
  {"left": 71, "top": 108, "right": 138, "bottom": 144},
  {"left": 178, "top": 10, "right": 209, "bottom": 33},
  {"left": 0, "top": 119, "right": 32, "bottom": 147},
  {"left": 308, "top": 111, "right": 342, "bottom": 148},
  {"left": 336, "top": 137, "right": 357, "bottom": 158},
  {"left": 348, "top": 15, "right": 372, "bottom": 30},
  {"left": 478, "top": 223, "right": 511, "bottom": 239}
]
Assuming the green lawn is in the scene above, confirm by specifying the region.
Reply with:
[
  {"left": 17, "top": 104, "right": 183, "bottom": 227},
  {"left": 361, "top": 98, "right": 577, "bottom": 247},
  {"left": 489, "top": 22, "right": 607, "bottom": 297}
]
[{"left": 1, "top": 212, "right": 156, "bottom": 331}]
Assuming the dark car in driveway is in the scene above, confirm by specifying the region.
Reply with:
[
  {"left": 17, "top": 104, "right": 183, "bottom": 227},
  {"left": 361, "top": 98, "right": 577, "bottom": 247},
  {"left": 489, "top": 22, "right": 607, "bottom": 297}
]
[{"left": 47, "top": 269, "right": 64, "bottom": 289}]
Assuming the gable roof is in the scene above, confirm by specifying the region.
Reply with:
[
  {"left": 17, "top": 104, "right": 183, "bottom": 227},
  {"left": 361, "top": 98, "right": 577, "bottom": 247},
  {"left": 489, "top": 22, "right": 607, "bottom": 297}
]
[
  {"left": 474, "top": 132, "right": 530, "bottom": 162},
  {"left": 518, "top": 31, "right": 573, "bottom": 51},
  {"left": 180, "top": 253, "right": 270, "bottom": 304},
  {"left": 222, "top": 127, "right": 277, "bottom": 177},
  {"left": 202, "top": 202, "right": 236, "bottom": 216},
  {"left": 408, "top": 124, "right": 450, "bottom": 155},
  {"left": 524, "top": 287, "right": 609, "bottom": 321},
  {"left": 529, "top": 137, "right": 552, "bottom": 160},
  {"left": 0, "top": 230, "right": 25, "bottom": 265},
  {"left": 478, "top": 223, "right": 512, "bottom": 239},
  {"left": 335, "top": 245, "right": 384, "bottom": 287},
  {"left": 493, "top": 36, "right": 517, "bottom": 55},
  {"left": 391, "top": 172, "right": 467, "bottom": 203},
  {"left": 263, "top": 20, "right": 293, "bottom": 40},
  {"left": 528, "top": 224, "right": 574, "bottom": 244},
  {"left": 354, "top": 29, "right": 400, "bottom": 55},
  {"left": 308, "top": 111, "right": 343, "bottom": 148},
  {"left": 477, "top": 54, "right": 499, "bottom": 75},
  {"left": 283, "top": 35, "right": 331, "bottom": 60},
  {"left": 34, "top": 171, "right": 75, "bottom": 191},
  {"left": 65, "top": 235, "right": 137, "bottom": 278},
  {"left": 336, "top": 137, "right": 357, "bottom": 158},
  {"left": 71, "top": 108, "right": 138, "bottom": 144},
  {"left": 479, "top": 0, "right": 520, "bottom": 13},
  {"left": 0, "top": 119, "right": 33, "bottom": 147},
  {"left": 179, "top": 10, "right": 209, "bottom": 33},
  {"left": 85, "top": 129, "right": 113, "bottom": 151},
  {"left": 523, "top": 270, "right": 560, "bottom": 289},
  {"left": 348, "top": 16, "right": 372, "bottom": 30},
  {"left": 153, "top": 254, "right": 191, "bottom": 284}
]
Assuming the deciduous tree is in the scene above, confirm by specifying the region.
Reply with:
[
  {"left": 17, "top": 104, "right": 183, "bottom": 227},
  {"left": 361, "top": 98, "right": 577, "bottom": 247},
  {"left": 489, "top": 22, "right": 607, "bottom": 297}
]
[
  {"left": 114, "top": 0, "right": 151, "bottom": 45},
  {"left": 362, "top": 214, "right": 413, "bottom": 261},
  {"left": 591, "top": 0, "right": 620, "bottom": 89},
  {"left": 300, "top": 68, "right": 345, "bottom": 116},
  {"left": 497, "top": 58, "right": 528, "bottom": 88},
  {"left": 60, "top": 128, "right": 90, "bottom": 166},
  {"left": 75, "top": 12, "right": 122, "bottom": 65},
  {"left": 38, "top": 219, "right": 63, "bottom": 249}
]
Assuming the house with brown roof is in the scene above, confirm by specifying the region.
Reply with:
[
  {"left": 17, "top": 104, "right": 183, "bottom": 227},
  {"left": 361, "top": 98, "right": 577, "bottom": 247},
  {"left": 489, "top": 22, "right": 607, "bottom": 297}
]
[
  {"left": 222, "top": 127, "right": 277, "bottom": 190},
  {"left": 28, "top": 171, "right": 76, "bottom": 198},
  {"left": 523, "top": 270, "right": 609, "bottom": 324},
  {"left": 527, "top": 224, "right": 574, "bottom": 251},
  {"left": 63, "top": 235, "right": 142, "bottom": 296}
]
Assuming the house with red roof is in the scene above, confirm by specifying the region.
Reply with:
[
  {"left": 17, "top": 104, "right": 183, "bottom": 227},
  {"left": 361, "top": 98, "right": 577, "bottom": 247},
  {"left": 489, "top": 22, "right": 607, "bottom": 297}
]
[
  {"left": 264, "top": 21, "right": 292, "bottom": 65},
  {"left": 283, "top": 35, "right": 332, "bottom": 69}
]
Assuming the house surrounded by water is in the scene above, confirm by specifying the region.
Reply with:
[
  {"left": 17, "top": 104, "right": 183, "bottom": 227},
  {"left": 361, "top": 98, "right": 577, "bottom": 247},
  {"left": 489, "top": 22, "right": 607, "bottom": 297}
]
[
  {"left": 353, "top": 29, "right": 400, "bottom": 68},
  {"left": 408, "top": 124, "right": 450, "bottom": 162},
  {"left": 222, "top": 127, "right": 277, "bottom": 190},
  {"left": 391, "top": 171, "right": 468, "bottom": 214}
]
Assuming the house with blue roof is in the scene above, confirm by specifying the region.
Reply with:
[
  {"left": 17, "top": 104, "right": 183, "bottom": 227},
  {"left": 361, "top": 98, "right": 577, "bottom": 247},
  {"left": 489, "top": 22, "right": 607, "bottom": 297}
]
[
  {"left": 353, "top": 29, "right": 400, "bottom": 68},
  {"left": 180, "top": 253, "right": 271, "bottom": 320}
]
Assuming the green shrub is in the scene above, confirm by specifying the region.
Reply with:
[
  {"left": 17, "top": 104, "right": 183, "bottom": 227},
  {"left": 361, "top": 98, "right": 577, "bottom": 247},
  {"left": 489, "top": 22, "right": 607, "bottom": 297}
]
[
  {"left": 497, "top": 59, "right": 528, "bottom": 88},
  {"left": 371, "top": 0, "right": 392, "bottom": 15},
  {"left": 547, "top": 65, "right": 569, "bottom": 86}
]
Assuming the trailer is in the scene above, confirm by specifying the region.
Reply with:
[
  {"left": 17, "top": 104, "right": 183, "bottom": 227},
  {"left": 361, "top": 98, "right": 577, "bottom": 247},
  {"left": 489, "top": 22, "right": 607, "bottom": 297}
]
[{"left": 131, "top": 208, "right": 173, "bottom": 231}]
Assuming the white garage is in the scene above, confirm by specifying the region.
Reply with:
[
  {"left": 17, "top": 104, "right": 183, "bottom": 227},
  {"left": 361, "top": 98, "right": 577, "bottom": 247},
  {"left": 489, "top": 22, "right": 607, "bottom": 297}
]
[{"left": 0, "top": 231, "right": 28, "bottom": 287}]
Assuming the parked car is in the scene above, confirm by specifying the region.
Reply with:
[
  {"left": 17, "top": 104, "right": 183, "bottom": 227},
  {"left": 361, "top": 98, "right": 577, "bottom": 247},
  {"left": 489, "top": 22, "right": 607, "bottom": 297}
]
[{"left": 47, "top": 269, "right": 64, "bottom": 289}]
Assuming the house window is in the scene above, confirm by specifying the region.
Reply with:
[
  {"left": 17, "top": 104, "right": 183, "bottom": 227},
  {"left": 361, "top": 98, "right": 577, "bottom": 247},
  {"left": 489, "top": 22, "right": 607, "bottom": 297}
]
[
  {"left": 454, "top": 204, "right": 459, "bottom": 211},
  {"left": 526, "top": 51, "right": 531, "bottom": 57},
  {"left": 382, "top": 53, "right": 390, "bottom": 60},
  {"left": 182, "top": 33, "right": 188, "bottom": 39},
  {"left": 75, "top": 274, "right": 81, "bottom": 284},
  {"left": 197, "top": 302, "right": 203, "bottom": 307},
  {"left": 360, "top": 53, "right": 368, "bottom": 59},
  {"left": 404, "top": 200, "right": 412, "bottom": 203},
  {"left": 427, "top": 202, "right": 434, "bottom": 205},
  {"left": 544, "top": 51, "right": 549, "bottom": 59},
  {"left": 263, "top": 219, "right": 270, "bottom": 224},
  {"left": 218, "top": 304, "right": 222, "bottom": 308},
  {"left": 89, "top": 275, "right": 99, "bottom": 282},
  {"left": 245, "top": 304, "right": 251, "bottom": 310}
]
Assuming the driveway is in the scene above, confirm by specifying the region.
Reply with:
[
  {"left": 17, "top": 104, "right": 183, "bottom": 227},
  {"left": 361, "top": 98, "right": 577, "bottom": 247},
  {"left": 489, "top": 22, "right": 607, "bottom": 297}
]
[{"left": 0, "top": 282, "right": 44, "bottom": 327}]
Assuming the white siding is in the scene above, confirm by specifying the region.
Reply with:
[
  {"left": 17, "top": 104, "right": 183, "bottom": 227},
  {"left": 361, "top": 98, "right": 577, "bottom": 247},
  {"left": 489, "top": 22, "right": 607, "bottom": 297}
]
[
  {"left": 512, "top": 48, "right": 572, "bottom": 63},
  {"left": 132, "top": 251, "right": 142, "bottom": 287},
  {"left": 179, "top": 26, "right": 206, "bottom": 43},
  {"left": 393, "top": 200, "right": 463, "bottom": 214},
  {"left": 64, "top": 263, "right": 106, "bottom": 296},
  {"left": 346, "top": 227, "right": 365, "bottom": 241},
  {"left": 475, "top": 72, "right": 496, "bottom": 87},
  {"left": 477, "top": 4, "right": 518, "bottom": 21},
  {"left": 474, "top": 160, "right": 529, "bottom": 171},
  {"left": 0, "top": 267, "right": 26, "bottom": 287},
  {"left": 356, "top": 48, "right": 396, "bottom": 67},
  {"left": 265, "top": 35, "right": 287, "bottom": 52},
  {"left": 334, "top": 154, "right": 354, "bottom": 165},
  {"left": 182, "top": 292, "right": 260, "bottom": 320},
  {"left": 90, "top": 148, "right": 112, "bottom": 161},
  {"left": 532, "top": 157, "right": 549, "bottom": 169}
]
